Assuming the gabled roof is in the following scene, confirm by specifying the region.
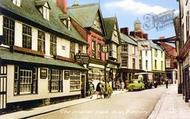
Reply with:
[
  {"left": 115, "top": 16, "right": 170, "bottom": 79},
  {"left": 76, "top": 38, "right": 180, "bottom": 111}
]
[
  {"left": 157, "top": 42, "right": 177, "bottom": 57},
  {"left": 120, "top": 33, "right": 137, "bottom": 46},
  {"left": 35, "top": 0, "right": 51, "bottom": 9},
  {"left": 150, "top": 41, "right": 163, "bottom": 51},
  {"left": 68, "top": 3, "right": 106, "bottom": 35},
  {"left": 68, "top": 4, "right": 99, "bottom": 27},
  {"left": 0, "top": 0, "right": 87, "bottom": 44},
  {"left": 103, "top": 17, "right": 116, "bottom": 40}
]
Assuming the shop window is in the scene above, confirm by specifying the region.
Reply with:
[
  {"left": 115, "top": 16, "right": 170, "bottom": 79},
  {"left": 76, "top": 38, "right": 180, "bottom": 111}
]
[
  {"left": 22, "top": 24, "right": 32, "bottom": 49},
  {"left": 50, "top": 34, "right": 56, "bottom": 56},
  {"left": 38, "top": 30, "right": 45, "bottom": 53},
  {"left": 70, "top": 71, "right": 81, "bottom": 91},
  {"left": 3, "top": 16, "right": 15, "bottom": 46},
  {"left": 48, "top": 69, "right": 63, "bottom": 93},
  {"left": 14, "top": 66, "right": 38, "bottom": 95}
]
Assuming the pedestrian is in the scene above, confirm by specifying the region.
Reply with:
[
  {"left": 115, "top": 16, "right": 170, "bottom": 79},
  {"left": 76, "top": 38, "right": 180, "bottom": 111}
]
[
  {"left": 165, "top": 78, "right": 169, "bottom": 88},
  {"left": 96, "top": 81, "right": 103, "bottom": 99}
]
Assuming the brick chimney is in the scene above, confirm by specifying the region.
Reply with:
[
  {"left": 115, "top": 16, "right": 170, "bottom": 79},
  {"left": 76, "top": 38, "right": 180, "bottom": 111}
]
[
  {"left": 130, "top": 31, "right": 135, "bottom": 37},
  {"left": 135, "top": 31, "right": 143, "bottom": 38},
  {"left": 57, "top": 0, "right": 67, "bottom": 14},
  {"left": 143, "top": 33, "right": 148, "bottom": 40},
  {"left": 120, "top": 27, "right": 129, "bottom": 36}
]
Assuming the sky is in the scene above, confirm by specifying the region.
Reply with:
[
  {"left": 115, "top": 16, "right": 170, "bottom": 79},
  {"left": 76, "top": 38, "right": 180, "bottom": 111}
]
[{"left": 68, "top": 0, "right": 179, "bottom": 39}]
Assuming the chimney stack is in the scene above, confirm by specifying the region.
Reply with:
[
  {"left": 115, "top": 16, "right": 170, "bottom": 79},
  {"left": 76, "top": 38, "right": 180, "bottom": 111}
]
[
  {"left": 120, "top": 27, "right": 129, "bottom": 36},
  {"left": 143, "top": 33, "right": 148, "bottom": 40},
  {"left": 135, "top": 31, "right": 143, "bottom": 38},
  {"left": 57, "top": 0, "right": 67, "bottom": 14},
  {"left": 130, "top": 31, "right": 135, "bottom": 37}
]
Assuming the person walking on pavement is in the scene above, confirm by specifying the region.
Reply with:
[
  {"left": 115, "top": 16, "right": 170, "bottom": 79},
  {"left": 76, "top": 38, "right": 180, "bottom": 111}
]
[
  {"left": 165, "top": 78, "right": 169, "bottom": 88},
  {"left": 96, "top": 81, "right": 103, "bottom": 99}
]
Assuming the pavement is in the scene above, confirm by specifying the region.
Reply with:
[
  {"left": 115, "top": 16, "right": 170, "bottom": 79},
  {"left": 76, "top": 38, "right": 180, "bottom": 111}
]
[
  {"left": 0, "top": 90, "right": 126, "bottom": 119},
  {"left": 148, "top": 84, "right": 190, "bottom": 119},
  {"left": 2, "top": 85, "right": 190, "bottom": 119}
]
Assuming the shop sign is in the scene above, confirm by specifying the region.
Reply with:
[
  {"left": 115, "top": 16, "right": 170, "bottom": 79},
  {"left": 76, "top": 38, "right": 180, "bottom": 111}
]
[
  {"left": 40, "top": 68, "right": 47, "bottom": 79},
  {"left": 75, "top": 53, "right": 90, "bottom": 64}
]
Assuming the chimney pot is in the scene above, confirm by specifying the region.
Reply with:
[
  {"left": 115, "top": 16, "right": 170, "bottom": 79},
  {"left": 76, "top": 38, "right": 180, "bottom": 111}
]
[
  {"left": 143, "top": 33, "right": 148, "bottom": 40},
  {"left": 120, "top": 27, "right": 129, "bottom": 36},
  {"left": 130, "top": 31, "right": 135, "bottom": 37}
]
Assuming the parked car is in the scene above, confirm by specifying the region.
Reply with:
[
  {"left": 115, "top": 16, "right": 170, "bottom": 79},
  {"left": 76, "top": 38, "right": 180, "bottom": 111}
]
[
  {"left": 134, "top": 73, "right": 153, "bottom": 89},
  {"left": 127, "top": 79, "right": 145, "bottom": 91}
]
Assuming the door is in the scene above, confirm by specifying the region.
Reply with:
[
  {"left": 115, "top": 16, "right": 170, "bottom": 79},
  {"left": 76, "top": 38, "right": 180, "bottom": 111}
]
[{"left": 0, "top": 65, "right": 7, "bottom": 109}]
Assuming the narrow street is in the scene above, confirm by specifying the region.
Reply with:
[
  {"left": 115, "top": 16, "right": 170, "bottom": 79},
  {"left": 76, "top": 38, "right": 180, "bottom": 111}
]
[{"left": 31, "top": 86, "right": 166, "bottom": 119}]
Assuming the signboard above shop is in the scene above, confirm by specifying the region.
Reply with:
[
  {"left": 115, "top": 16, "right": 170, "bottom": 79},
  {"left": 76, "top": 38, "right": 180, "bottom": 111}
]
[{"left": 75, "top": 53, "right": 90, "bottom": 64}]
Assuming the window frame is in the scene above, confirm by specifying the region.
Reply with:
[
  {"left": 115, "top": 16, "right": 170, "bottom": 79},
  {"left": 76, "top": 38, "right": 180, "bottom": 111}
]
[
  {"left": 122, "top": 44, "right": 128, "bottom": 52},
  {"left": 50, "top": 34, "right": 57, "bottom": 56},
  {"left": 48, "top": 69, "right": 63, "bottom": 93},
  {"left": 14, "top": 66, "right": 38, "bottom": 95},
  {"left": 22, "top": 24, "right": 32, "bottom": 49},
  {"left": 92, "top": 40, "right": 96, "bottom": 58},
  {"left": 3, "top": 16, "right": 15, "bottom": 46},
  {"left": 12, "top": 0, "right": 21, "bottom": 7},
  {"left": 38, "top": 30, "right": 45, "bottom": 53}
]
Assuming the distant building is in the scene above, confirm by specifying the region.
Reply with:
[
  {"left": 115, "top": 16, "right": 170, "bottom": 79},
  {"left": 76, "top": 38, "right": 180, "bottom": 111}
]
[
  {"left": 120, "top": 28, "right": 141, "bottom": 87},
  {"left": 156, "top": 42, "right": 177, "bottom": 84}
]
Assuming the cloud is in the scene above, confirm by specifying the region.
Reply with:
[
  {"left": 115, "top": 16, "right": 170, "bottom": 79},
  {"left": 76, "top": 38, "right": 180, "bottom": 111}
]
[{"left": 105, "top": 0, "right": 169, "bottom": 15}]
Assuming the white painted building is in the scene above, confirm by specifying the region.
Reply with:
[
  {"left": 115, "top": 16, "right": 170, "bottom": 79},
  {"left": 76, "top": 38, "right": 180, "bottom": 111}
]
[{"left": 0, "top": 0, "right": 87, "bottom": 109}]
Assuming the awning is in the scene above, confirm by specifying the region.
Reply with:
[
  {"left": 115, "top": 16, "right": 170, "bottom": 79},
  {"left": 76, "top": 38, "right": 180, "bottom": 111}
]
[{"left": 0, "top": 47, "right": 87, "bottom": 70}]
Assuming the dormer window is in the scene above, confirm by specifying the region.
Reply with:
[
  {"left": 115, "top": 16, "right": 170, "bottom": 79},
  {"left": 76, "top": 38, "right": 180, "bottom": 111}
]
[
  {"left": 60, "top": 16, "right": 71, "bottom": 30},
  {"left": 35, "top": 0, "right": 51, "bottom": 20},
  {"left": 42, "top": 5, "right": 50, "bottom": 20},
  {"left": 12, "top": 0, "right": 21, "bottom": 7}
]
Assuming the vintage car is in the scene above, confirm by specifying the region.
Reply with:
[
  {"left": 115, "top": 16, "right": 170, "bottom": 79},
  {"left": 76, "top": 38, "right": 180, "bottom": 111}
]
[{"left": 127, "top": 79, "right": 145, "bottom": 91}]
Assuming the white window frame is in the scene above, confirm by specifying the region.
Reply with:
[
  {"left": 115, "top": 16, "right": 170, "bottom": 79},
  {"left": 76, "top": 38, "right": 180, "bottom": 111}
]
[{"left": 12, "top": 0, "right": 21, "bottom": 7}]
